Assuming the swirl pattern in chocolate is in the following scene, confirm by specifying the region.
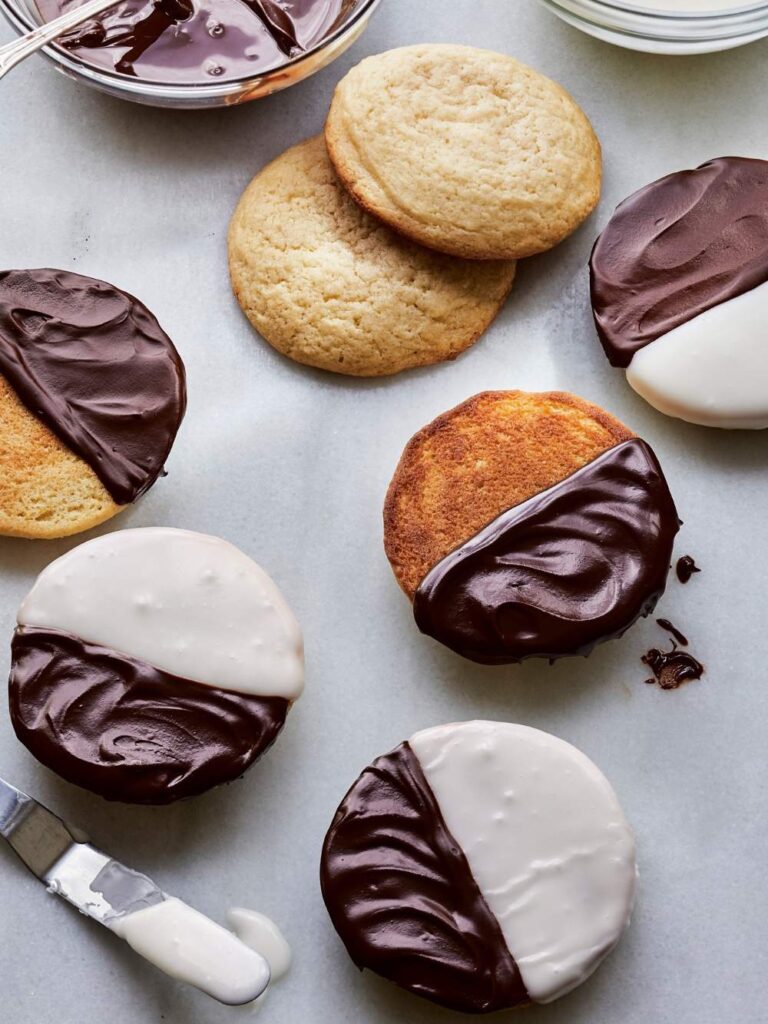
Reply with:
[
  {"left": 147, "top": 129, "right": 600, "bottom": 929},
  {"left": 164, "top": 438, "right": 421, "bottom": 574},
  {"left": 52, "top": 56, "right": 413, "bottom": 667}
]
[
  {"left": 320, "top": 742, "right": 527, "bottom": 1014},
  {"left": 9, "top": 627, "right": 288, "bottom": 805},
  {"left": 590, "top": 157, "right": 768, "bottom": 367},
  {"left": 0, "top": 269, "right": 186, "bottom": 505},
  {"left": 413, "top": 439, "right": 679, "bottom": 664}
]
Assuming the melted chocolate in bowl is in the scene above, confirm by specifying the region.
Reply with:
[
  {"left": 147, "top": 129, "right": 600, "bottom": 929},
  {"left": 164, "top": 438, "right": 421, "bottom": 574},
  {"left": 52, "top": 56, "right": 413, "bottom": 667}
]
[{"left": 35, "top": 0, "right": 348, "bottom": 84}]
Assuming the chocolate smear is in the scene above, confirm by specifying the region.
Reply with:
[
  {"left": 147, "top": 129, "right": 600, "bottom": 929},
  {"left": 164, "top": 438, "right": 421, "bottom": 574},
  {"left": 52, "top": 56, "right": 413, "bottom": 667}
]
[{"left": 656, "top": 618, "right": 688, "bottom": 647}]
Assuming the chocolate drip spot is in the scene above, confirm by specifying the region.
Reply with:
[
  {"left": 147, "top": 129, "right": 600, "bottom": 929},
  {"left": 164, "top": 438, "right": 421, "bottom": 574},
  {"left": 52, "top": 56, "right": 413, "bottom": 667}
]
[
  {"left": 676, "top": 555, "right": 701, "bottom": 584},
  {"left": 9, "top": 627, "right": 288, "bottom": 805},
  {"left": 320, "top": 742, "right": 528, "bottom": 1014},
  {"left": 590, "top": 157, "right": 768, "bottom": 367},
  {"left": 656, "top": 618, "right": 688, "bottom": 647},
  {"left": 413, "top": 439, "right": 679, "bottom": 664},
  {"left": 642, "top": 644, "right": 704, "bottom": 691},
  {"left": 0, "top": 269, "right": 185, "bottom": 506}
]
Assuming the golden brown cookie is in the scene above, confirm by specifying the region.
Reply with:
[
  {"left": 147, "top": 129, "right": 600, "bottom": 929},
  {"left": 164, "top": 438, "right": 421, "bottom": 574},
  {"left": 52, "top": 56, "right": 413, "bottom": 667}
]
[
  {"left": 383, "top": 391, "right": 680, "bottom": 665},
  {"left": 0, "top": 268, "right": 186, "bottom": 540},
  {"left": 0, "top": 375, "right": 119, "bottom": 539},
  {"left": 382, "top": 389, "right": 679, "bottom": 663},
  {"left": 325, "top": 45, "right": 602, "bottom": 260},
  {"left": 385, "top": 391, "right": 634, "bottom": 597},
  {"left": 227, "top": 136, "right": 516, "bottom": 377}
]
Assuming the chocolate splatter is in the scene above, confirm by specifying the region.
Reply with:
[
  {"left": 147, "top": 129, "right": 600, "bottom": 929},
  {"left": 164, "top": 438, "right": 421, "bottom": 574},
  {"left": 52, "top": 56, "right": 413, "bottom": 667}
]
[
  {"left": 676, "top": 555, "right": 701, "bottom": 584},
  {"left": 656, "top": 618, "right": 688, "bottom": 647},
  {"left": 643, "top": 644, "right": 704, "bottom": 690}
]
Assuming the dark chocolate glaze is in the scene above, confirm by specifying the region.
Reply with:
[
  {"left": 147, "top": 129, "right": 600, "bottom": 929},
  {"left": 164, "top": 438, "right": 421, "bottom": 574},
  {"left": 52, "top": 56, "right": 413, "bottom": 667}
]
[
  {"left": 676, "top": 555, "right": 701, "bottom": 584},
  {"left": 656, "top": 618, "right": 688, "bottom": 647},
  {"left": 413, "top": 439, "right": 679, "bottom": 665},
  {"left": 320, "top": 742, "right": 527, "bottom": 1015},
  {"left": 0, "top": 269, "right": 185, "bottom": 506},
  {"left": 590, "top": 157, "right": 768, "bottom": 367},
  {"left": 643, "top": 644, "right": 704, "bottom": 691},
  {"left": 9, "top": 627, "right": 288, "bottom": 805},
  {"left": 37, "top": 0, "right": 348, "bottom": 84}
]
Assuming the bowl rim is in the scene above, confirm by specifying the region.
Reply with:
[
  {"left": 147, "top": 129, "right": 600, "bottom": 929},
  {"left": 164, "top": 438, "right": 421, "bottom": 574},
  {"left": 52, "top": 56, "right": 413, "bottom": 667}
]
[
  {"left": 0, "top": 0, "right": 380, "bottom": 99},
  {"left": 551, "top": 0, "right": 768, "bottom": 21}
]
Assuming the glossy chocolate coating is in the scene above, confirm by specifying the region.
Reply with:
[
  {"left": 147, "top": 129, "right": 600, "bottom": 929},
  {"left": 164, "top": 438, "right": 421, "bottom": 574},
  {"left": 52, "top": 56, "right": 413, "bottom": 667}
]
[
  {"left": 590, "top": 157, "right": 768, "bottom": 367},
  {"left": 413, "top": 439, "right": 679, "bottom": 665},
  {"left": 37, "top": 0, "right": 347, "bottom": 84},
  {"left": 320, "top": 742, "right": 527, "bottom": 1015},
  {"left": 9, "top": 627, "right": 288, "bottom": 804},
  {"left": 0, "top": 269, "right": 185, "bottom": 506}
]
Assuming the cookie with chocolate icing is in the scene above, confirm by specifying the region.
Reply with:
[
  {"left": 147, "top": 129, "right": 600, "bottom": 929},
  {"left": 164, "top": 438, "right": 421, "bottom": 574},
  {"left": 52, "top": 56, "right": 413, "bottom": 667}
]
[
  {"left": 321, "top": 720, "right": 636, "bottom": 1014},
  {"left": 228, "top": 136, "right": 516, "bottom": 377},
  {"left": 384, "top": 391, "right": 679, "bottom": 664},
  {"left": 591, "top": 157, "right": 768, "bottom": 429},
  {"left": 325, "top": 45, "right": 602, "bottom": 260},
  {"left": 0, "top": 269, "right": 186, "bottom": 538},
  {"left": 9, "top": 528, "right": 304, "bottom": 804}
]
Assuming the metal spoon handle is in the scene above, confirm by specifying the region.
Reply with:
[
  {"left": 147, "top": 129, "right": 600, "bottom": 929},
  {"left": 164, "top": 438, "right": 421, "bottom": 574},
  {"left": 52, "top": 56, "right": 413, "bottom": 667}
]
[{"left": 0, "top": 0, "right": 121, "bottom": 79}]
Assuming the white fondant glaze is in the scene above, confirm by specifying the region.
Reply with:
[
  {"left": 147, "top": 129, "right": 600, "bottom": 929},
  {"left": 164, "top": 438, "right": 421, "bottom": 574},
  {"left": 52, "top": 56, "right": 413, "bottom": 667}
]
[
  {"left": 109, "top": 898, "right": 271, "bottom": 1005},
  {"left": 409, "top": 721, "right": 636, "bottom": 1004},
  {"left": 227, "top": 908, "right": 292, "bottom": 981},
  {"left": 626, "top": 281, "right": 768, "bottom": 429},
  {"left": 17, "top": 528, "right": 304, "bottom": 699}
]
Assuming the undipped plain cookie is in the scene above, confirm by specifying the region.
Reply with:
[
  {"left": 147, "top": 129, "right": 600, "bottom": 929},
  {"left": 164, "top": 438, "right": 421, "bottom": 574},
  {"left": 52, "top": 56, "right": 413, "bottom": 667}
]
[
  {"left": 325, "top": 45, "right": 602, "bottom": 260},
  {"left": 228, "top": 136, "right": 516, "bottom": 377}
]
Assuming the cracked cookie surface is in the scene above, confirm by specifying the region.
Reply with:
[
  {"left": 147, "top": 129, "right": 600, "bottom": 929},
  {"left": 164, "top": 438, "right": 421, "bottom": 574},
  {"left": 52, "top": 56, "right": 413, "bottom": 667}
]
[
  {"left": 325, "top": 45, "right": 602, "bottom": 260},
  {"left": 227, "top": 136, "right": 516, "bottom": 377}
]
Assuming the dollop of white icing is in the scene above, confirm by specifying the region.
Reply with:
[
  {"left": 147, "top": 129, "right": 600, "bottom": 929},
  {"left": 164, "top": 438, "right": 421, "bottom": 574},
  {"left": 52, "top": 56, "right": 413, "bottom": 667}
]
[
  {"left": 409, "top": 721, "right": 636, "bottom": 1005},
  {"left": 626, "top": 281, "right": 768, "bottom": 430},
  {"left": 227, "top": 908, "right": 292, "bottom": 981},
  {"left": 109, "top": 898, "right": 271, "bottom": 1005},
  {"left": 18, "top": 528, "right": 304, "bottom": 700}
]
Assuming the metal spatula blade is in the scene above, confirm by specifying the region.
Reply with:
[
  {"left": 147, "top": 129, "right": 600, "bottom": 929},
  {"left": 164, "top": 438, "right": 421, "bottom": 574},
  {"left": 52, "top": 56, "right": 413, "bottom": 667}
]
[{"left": 0, "top": 776, "right": 271, "bottom": 1004}]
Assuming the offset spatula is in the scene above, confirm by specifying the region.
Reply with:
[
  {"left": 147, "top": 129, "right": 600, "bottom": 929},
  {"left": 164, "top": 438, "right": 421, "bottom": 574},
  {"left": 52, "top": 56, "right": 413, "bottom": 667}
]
[{"left": 0, "top": 776, "right": 270, "bottom": 1004}]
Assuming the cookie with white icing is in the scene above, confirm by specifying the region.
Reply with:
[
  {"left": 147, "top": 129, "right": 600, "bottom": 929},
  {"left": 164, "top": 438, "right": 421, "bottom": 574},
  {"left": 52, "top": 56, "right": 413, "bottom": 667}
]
[
  {"left": 0, "top": 268, "right": 186, "bottom": 538},
  {"left": 9, "top": 528, "right": 304, "bottom": 804},
  {"left": 590, "top": 157, "right": 768, "bottom": 429},
  {"left": 321, "top": 721, "right": 636, "bottom": 1014},
  {"left": 384, "top": 391, "right": 680, "bottom": 664}
]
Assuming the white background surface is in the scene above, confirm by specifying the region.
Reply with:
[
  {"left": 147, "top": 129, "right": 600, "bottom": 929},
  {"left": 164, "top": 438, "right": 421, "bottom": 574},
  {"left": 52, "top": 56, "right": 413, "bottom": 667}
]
[{"left": 0, "top": 2, "right": 767, "bottom": 1021}]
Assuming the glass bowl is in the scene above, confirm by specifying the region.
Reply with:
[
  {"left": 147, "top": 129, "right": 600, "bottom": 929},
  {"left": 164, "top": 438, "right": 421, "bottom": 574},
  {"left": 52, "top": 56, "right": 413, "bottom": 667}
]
[
  {"left": 0, "top": 0, "right": 382, "bottom": 107},
  {"left": 536, "top": 0, "right": 768, "bottom": 53}
]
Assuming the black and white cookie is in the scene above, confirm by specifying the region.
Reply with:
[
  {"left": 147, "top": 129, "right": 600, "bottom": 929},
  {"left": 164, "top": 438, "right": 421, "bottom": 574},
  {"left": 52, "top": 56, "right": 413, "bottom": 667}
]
[
  {"left": 321, "top": 721, "right": 636, "bottom": 1014},
  {"left": 9, "top": 528, "right": 304, "bottom": 804},
  {"left": 591, "top": 157, "right": 768, "bottom": 429}
]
